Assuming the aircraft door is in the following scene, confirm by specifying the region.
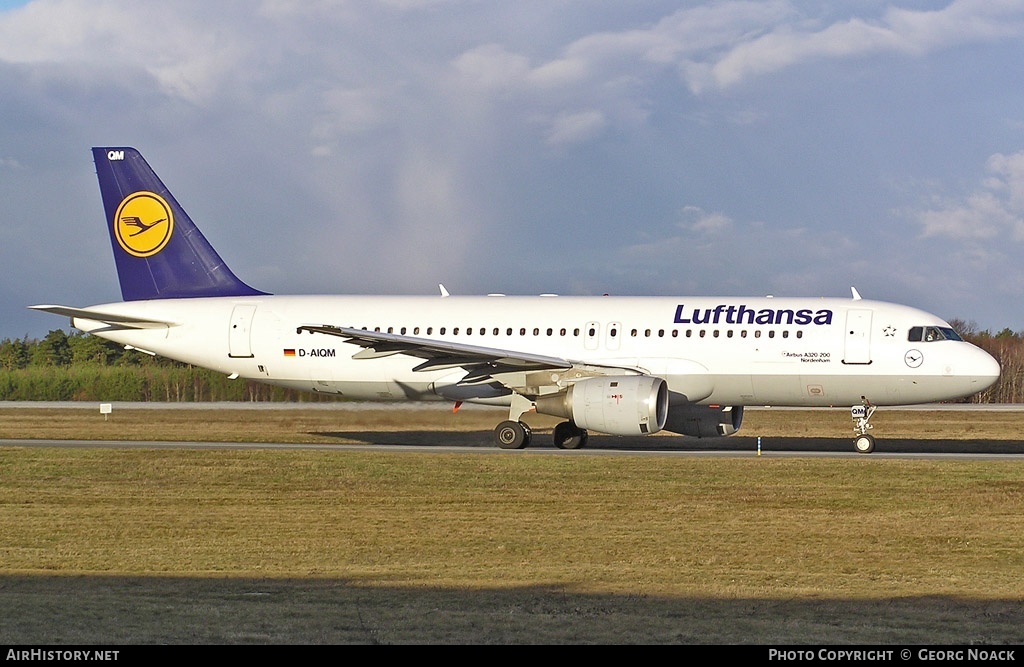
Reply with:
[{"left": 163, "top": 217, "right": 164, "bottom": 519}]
[
  {"left": 842, "top": 309, "right": 872, "bottom": 365},
  {"left": 228, "top": 304, "right": 257, "bottom": 358}
]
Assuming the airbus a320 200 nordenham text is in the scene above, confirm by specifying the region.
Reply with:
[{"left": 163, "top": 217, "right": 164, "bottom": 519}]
[{"left": 32, "top": 148, "right": 1001, "bottom": 453}]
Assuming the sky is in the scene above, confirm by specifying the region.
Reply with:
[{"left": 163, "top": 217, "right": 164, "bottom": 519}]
[{"left": 3, "top": 0, "right": 1024, "bottom": 340}]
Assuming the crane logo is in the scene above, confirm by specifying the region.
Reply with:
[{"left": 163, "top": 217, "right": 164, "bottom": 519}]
[{"left": 113, "top": 191, "right": 174, "bottom": 258}]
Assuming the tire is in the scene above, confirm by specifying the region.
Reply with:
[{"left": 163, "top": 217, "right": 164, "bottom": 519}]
[
  {"left": 494, "top": 420, "right": 530, "bottom": 449},
  {"left": 553, "top": 421, "right": 588, "bottom": 450},
  {"left": 854, "top": 433, "right": 875, "bottom": 454}
]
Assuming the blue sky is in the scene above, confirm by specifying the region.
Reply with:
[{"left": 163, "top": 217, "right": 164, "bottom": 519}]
[{"left": 2, "top": 0, "right": 1024, "bottom": 340}]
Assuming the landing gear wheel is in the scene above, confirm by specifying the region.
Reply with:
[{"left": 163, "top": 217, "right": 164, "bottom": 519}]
[
  {"left": 494, "top": 420, "right": 531, "bottom": 449},
  {"left": 854, "top": 433, "right": 876, "bottom": 454},
  {"left": 553, "top": 421, "right": 589, "bottom": 450}
]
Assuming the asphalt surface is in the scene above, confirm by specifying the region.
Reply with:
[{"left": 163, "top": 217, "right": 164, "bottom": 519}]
[{"left": 2, "top": 435, "right": 1022, "bottom": 461}]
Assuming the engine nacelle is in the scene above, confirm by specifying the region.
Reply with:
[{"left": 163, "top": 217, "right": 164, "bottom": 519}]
[
  {"left": 534, "top": 375, "right": 669, "bottom": 436},
  {"left": 663, "top": 404, "right": 744, "bottom": 438}
]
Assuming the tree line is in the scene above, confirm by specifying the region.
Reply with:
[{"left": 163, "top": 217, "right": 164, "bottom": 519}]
[
  {"left": 0, "top": 325, "right": 1020, "bottom": 403},
  {"left": 0, "top": 330, "right": 339, "bottom": 402}
]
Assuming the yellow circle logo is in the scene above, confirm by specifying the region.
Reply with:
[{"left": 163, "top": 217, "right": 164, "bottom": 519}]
[{"left": 113, "top": 192, "right": 174, "bottom": 258}]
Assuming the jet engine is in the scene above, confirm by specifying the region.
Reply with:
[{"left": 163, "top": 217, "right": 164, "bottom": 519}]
[
  {"left": 663, "top": 404, "right": 743, "bottom": 437},
  {"left": 534, "top": 375, "right": 668, "bottom": 436}
]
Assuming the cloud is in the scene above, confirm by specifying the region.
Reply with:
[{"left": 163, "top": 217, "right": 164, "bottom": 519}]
[
  {"left": 452, "top": 44, "right": 531, "bottom": 91},
  {"left": 0, "top": 156, "right": 25, "bottom": 169},
  {"left": 915, "top": 150, "right": 1024, "bottom": 241},
  {"left": 0, "top": 1, "right": 255, "bottom": 104},
  {"left": 442, "top": 1, "right": 1024, "bottom": 144},
  {"left": 472, "top": 1, "right": 1024, "bottom": 97},
  {"left": 677, "top": 206, "right": 733, "bottom": 235},
  {"left": 544, "top": 110, "right": 606, "bottom": 145},
  {"left": 694, "top": 0, "right": 1024, "bottom": 92}
]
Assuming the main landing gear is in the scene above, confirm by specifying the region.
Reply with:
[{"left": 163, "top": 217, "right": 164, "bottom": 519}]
[
  {"left": 492, "top": 419, "right": 590, "bottom": 449},
  {"left": 492, "top": 394, "right": 590, "bottom": 450},
  {"left": 851, "top": 398, "right": 877, "bottom": 454}
]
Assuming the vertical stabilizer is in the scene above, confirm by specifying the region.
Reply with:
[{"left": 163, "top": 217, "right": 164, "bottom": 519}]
[{"left": 93, "top": 147, "right": 266, "bottom": 301}]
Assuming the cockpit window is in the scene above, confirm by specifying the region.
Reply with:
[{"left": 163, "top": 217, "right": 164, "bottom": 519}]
[
  {"left": 908, "top": 326, "right": 963, "bottom": 342},
  {"left": 938, "top": 327, "right": 963, "bottom": 341}
]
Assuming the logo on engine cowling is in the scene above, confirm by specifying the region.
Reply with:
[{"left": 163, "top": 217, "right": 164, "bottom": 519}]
[{"left": 113, "top": 191, "right": 174, "bottom": 258}]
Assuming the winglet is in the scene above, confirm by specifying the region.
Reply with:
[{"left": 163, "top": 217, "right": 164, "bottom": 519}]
[
  {"left": 439, "top": 284, "right": 450, "bottom": 297},
  {"left": 851, "top": 287, "right": 862, "bottom": 301}
]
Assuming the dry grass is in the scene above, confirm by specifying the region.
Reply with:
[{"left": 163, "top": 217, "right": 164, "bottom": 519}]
[
  {"left": 1, "top": 405, "right": 1023, "bottom": 644},
  {"left": 0, "top": 404, "right": 1021, "bottom": 443}
]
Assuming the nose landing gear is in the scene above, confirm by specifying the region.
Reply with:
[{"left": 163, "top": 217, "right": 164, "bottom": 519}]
[{"left": 851, "top": 398, "right": 876, "bottom": 454}]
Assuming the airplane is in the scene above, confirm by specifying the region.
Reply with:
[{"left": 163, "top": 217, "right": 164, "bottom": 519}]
[{"left": 31, "top": 147, "right": 1001, "bottom": 454}]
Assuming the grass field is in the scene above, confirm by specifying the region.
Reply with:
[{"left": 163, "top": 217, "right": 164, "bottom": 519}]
[{"left": 1, "top": 405, "right": 1023, "bottom": 644}]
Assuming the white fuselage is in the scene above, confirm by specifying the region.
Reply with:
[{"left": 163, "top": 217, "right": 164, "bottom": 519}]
[{"left": 70, "top": 294, "right": 1000, "bottom": 409}]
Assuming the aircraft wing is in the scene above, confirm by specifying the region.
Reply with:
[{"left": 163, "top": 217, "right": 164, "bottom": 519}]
[
  {"left": 28, "top": 305, "right": 178, "bottom": 329},
  {"left": 296, "top": 324, "right": 591, "bottom": 383}
]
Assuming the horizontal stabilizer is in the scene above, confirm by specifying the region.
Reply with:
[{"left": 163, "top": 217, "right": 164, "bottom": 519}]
[{"left": 28, "top": 305, "right": 178, "bottom": 329}]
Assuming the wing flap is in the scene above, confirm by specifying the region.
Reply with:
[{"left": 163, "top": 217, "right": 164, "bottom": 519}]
[{"left": 297, "top": 324, "right": 573, "bottom": 374}]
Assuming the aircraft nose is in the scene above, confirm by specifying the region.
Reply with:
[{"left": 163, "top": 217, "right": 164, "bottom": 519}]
[{"left": 972, "top": 346, "right": 1001, "bottom": 392}]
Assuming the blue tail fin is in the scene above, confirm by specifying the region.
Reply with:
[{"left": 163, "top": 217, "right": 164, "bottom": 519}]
[{"left": 93, "top": 147, "right": 266, "bottom": 301}]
